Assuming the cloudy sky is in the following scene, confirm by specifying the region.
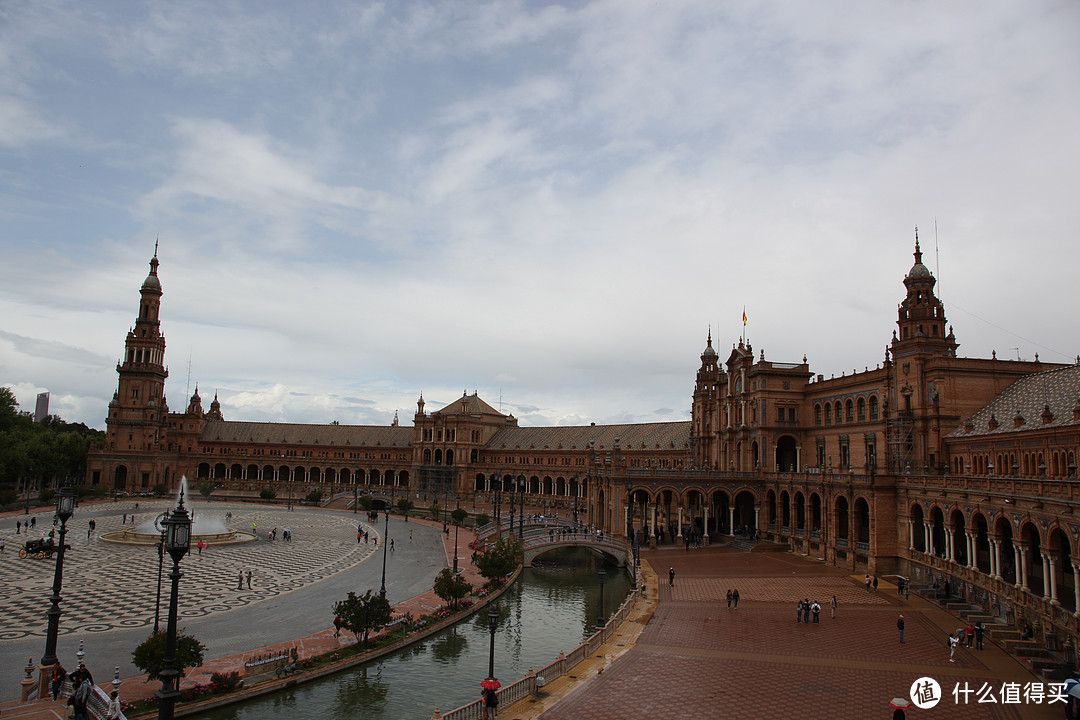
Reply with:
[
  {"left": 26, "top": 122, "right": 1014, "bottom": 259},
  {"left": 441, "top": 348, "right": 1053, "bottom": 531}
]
[{"left": 1, "top": 1, "right": 1078, "bottom": 431}]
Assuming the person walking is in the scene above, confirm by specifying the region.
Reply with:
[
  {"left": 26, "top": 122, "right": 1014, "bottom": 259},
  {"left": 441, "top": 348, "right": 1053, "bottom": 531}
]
[
  {"left": 732, "top": 588, "right": 740, "bottom": 609},
  {"left": 811, "top": 600, "right": 821, "bottom": 623},
  {"left": 0, "top": 537, "right": 5, "bottom": 553},
  {"left": 237, "top": 571, "right": 244, "bottom": 590},
  {"left": 965, "top": 623, "right": 975, "bottom": 648},
  {"left": 727, "top": 589, "right": 733, "bottom": 609},
  {"left": 974, "top": 621, "right": 984, "bottom": 650},
  {"left": 897, "top": 614, "right": 905, "bottom": 643},
  {"left": 948, "top": 632, "right": 958, "bottom": 662},
  {"left": 669, "top": 567, "right": 675, "bottom": 587},
  {"left": 197, "top": 540, "right": 204, "bottom": 555},
  {"left": 865, "top": 574, "right": 871, "bottom": 592},
  {"left": 333, "top": 616, "right": 342, "bottom": 637},
  {"left": 830, "top": 595, "right": 837, "bottom": 619},
  {"left": 246, "top": 570, "right": 252, "bottom": 589},
  {"left": 872, "top": 575, "right": 879, "bottom": 592},
  {"left": 797, "top": 600, "right": 804, "bottom": 623}
]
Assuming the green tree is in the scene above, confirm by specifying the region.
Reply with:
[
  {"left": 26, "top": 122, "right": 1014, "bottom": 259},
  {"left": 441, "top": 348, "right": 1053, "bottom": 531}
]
[
  {"left": 131, "top": 630, "right": 206, "bottom": 680},
  {"left": 396, "top": 497, "right": 414, "bottom": 520},
  {"left": 429, "top": 503, "right": 441, "bottom": 521},
  {"left": 198, "top": 482, "right": 213, "bottom": 500},
  {"left": 259, "top": 488, "right": 277, "bottom": 500},
  {"left": 432, "top": 568, "right": 471, "bottom": 609},
  {"left": 306, "top": 489, "right": 323, "bottom": 504},
  {"left": 451, "top": 507, "right": 468, "bottom": 526},
  {"left": 357, "top": 495, "right": 373, "bottom": 511},
  {"left": 332, "top": 590, "right": 393, "bottom": 646},
  {"left": 475, "top": 513, "right": 490, "bottom": 527},
  {"left": 475, "top": 537, "right": 521, "bottom": 581}
]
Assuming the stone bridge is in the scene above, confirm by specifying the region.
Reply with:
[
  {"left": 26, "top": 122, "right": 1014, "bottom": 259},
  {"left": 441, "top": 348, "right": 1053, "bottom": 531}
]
[{"left": 477, "top": 519, "right": 629, "bottom": 567}]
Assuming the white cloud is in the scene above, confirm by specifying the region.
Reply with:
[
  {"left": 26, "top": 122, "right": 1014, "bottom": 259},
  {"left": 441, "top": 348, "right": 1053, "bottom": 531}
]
[{"left": 0, "top": 0, "right": 1076, "bottom": 431}]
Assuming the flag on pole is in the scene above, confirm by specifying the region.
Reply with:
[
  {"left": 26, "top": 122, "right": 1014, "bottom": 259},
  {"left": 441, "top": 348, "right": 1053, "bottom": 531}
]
[{"left": 742, "top": 307, "right": 747, "bottom": 326}]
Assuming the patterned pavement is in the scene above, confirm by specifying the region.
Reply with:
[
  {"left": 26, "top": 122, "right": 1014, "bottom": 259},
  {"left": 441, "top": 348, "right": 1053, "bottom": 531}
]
[
  {"left": 535, "top": 548, "right": 1061, "bottom": 720},
  {"left": 0, "top": 500, "right": 380, "bottom": 640}
]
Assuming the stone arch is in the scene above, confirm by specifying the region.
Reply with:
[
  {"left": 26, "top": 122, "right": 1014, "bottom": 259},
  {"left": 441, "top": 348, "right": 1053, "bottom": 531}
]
[
  {"left": 929, "top": 506, "right": 946, "bottom": 557},
  {"left": 776, "top": 435, "right": 798, "bottom": 471},
  {"left": 793, "top": 491, "right": 806, "bottom": 531},
  {"left": 1020, "top": 521, "right": 1044, "bottom": 595},
  {"left": 734, "top": 489, "right": 757, "bottom": 534},
  {"left": 1049, "top": 526, "right": 1075, "bottom": 611},
  {"left": 853, "top": 496, "right": 870, "bottom": 546},
  {"left": 809, "top": 492, "right": 822, "bottom": 535},
  {"left": 949, "top": 507, "right": 967, "bottom": 564},
  {"left": 197, "top": 462, "right": 210, "bottom": 480},
  {"left": 780, "top": 490, "right": 791, "bottom": 530},
  {"left": 114, "top": 464, "right": 129, "bottom": 491},
  {"left": 909, "top": 503, "right": 925, "bottom": 552},
  {"left": 835, "top": 496, "right": 850, "bottom": 543},
  {"left": 766, "top": 489, "right": 777, "bottom": 527},
  {"left": 972, "top": 512, "right": 991, "bottom": 574},
  {"left": 750, "top": 440, "right": 760, "bottom": 469},
  {"left": 994, "top": 516, "right": 1016, "bottom": 584}
]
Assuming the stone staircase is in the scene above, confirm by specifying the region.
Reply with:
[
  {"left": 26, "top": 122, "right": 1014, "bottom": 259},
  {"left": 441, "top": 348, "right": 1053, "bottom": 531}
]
[
  {"left": 0, "top": 696, "right": 69, "bottom": 719},
  {"left": 913, "top": 585, "right": 1074, "bottom": 679}
]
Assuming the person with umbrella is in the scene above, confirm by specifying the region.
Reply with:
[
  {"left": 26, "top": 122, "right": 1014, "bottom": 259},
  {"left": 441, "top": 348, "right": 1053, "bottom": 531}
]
[{"left": 481, "top": 678, "right": 501, "bottom": 719}]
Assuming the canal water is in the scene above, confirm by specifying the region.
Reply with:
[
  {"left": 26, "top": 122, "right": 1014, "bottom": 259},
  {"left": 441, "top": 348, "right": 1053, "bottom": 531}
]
[{"left": 198, "top": 548, "right": 632, "bottom": 720}]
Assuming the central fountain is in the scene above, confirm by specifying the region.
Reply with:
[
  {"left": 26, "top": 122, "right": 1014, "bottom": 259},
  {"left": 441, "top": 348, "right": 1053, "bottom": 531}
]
[{"left": 101, "top": 476, "right": 257, "bottom": 546}]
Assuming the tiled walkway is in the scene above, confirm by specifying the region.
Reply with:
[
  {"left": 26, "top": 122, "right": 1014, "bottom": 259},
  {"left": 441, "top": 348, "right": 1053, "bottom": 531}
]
[{"left": 526, "top": 547, "right": 1062, "bottom": 720}]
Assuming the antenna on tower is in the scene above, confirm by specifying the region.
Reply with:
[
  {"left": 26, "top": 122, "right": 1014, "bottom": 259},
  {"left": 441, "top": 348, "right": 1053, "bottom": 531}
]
[
  {"left": 934, "top": 218, "right": 941, "bottom": 301},
  {"left": 186, "top": 354, "right": 192, "bottom": 398}
]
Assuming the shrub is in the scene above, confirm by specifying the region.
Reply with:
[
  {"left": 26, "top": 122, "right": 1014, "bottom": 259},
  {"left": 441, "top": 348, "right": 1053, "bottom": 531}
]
[
  {"left": 306, "top": 490, "right": 323, "bottom": 504},
  {"left": 259, "top": 488, "right": 277, "bottom": 500}
]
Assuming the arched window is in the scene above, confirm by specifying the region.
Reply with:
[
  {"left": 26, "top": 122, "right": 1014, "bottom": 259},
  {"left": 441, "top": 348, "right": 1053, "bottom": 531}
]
[
  {"left": 814, "top": 404, "right": 822, "bottom": 425},
  {"left": 824, "top": 404, "right": 832, "bottom": 424},
  {"left": 834, "top": 402, "right": 842, "bottom": 424},
  {"left": 869, "top": 395, "right": 879, "bottom": 420},
  {"left": 845, "top": 399, "right": 854, "bottom": 422},
  {"left": 857, "top": 397, "right": 866, "bottom": 421}
]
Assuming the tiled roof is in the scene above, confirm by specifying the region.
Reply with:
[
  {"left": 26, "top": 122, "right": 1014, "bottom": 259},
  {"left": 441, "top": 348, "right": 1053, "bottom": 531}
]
[
  {"left": 434, "top": 392, "right": 506, "bottom": 418},
  {"left": 201, "top": 421, "right": 414, "bottom": 447},
  {"left": 949, "top": 364, "right": 1080, "bottom": 438},
  {"left": 485, "top": 422, "right": 691, "bottom": 451}
]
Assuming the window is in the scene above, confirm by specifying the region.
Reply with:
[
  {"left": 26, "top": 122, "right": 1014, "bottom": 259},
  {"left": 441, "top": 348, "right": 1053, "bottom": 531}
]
[
  {"left": 814, "top": 404, "right": 822, "bottom": 425},
  {"left": 834, "top": 402, "right": 842, "bottom": 423},
  {"left": 824, "top": 405, "right": 832, "bottom": 424},
  {"left": 845, "top": 400, "right": 854, "bottom": 423},
  {"left": 788, "top": 408, "right": 796, "bottom": 422},
  {"left": 857, "top": 397, "right": 866, "bottom": 421},
  {"left": 869, "top": 396, "right": 879, "bottom": 420}
]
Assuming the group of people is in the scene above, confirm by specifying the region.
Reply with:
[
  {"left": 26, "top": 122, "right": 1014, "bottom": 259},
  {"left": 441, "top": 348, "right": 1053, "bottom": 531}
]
[
  {"left": 237, "top": 570, "right": 253, "bottom": 590},
  {"left": 14, "top": 516, "right": 37, "bottom": 533},
  {"left": 726, "top": 589, "right": 741, "bottom": 608},
  {"left": 796, "top": 597, "right": 834, "bottom": 623},
  {"left": 51, "top": 663, "right": 121, "bottom": 720}
]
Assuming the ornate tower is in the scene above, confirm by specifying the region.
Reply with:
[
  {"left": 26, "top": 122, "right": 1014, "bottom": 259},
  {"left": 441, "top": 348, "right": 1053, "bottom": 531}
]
[
  {"left": 690, "top": 329, "right": 724, "bottom": 469},
  {"left": 97, "top": 247, "right": 171, "bottom": 491},
  {"left": 892, "top": 230, "right": 957, "bottom": 359}
]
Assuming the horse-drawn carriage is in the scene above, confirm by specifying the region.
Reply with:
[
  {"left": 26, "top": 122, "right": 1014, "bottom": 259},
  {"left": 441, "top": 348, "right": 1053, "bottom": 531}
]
[{"left": 18, "top": 537, "right": 65, "bottom": 559}]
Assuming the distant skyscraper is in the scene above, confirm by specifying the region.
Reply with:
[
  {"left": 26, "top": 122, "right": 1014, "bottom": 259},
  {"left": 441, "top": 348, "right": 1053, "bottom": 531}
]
[{"left": 34, "top": 392, "right": 50, "bottom": 422}]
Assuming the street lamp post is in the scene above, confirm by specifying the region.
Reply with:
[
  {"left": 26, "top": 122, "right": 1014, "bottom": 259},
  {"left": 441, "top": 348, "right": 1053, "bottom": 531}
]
[
  {"left": 452, "top": 497, "right": 460, "bottom": 575},
  {"left": 156, "top": 491, "right": 192, "bottom": 720},
  {"left": 625, "top": 481, "right": 634, "bottom": 542},
  {"left": 494, "top": 484, "right": 501, "bottom": 526},
  {"left": 517, "top": 477, "right": 524, "bottom": 538},
  {"left": 153, "top": 514, "right": 166, "bottom": 634},
  {"left": 353, "top": 474, "right": 358, "bottom": 514},
  {"left": 597, "top": 568, "right": 607, "bottom": 630},
  {"left": 508, "top": 484, "right": 515, "bottom": 536},
  {"left": 38, "top": 484, "right": 75, "bottom": 697},
  {"left": 486, "top": 605, "right": 498, "bottom": 681},
  {"left": 379, "top": 509, "right": 390, "bottom": 599}
]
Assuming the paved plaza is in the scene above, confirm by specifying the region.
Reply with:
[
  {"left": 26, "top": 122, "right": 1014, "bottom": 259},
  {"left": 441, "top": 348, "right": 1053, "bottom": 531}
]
[
  {"left": 0, "top": 499, "right": 446, "bottom": 698},
  {"left": 528, "top": 548, "right": 1063, "bottom": 720}
]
